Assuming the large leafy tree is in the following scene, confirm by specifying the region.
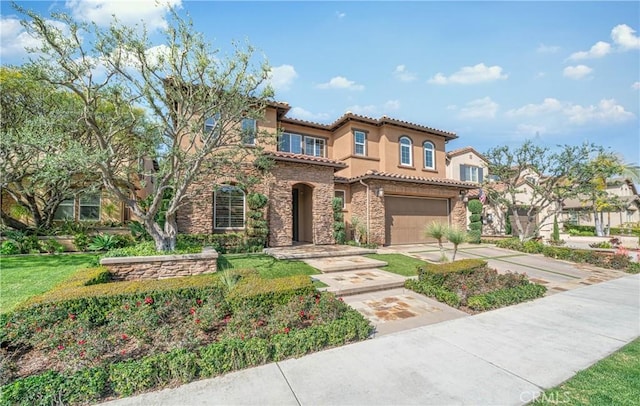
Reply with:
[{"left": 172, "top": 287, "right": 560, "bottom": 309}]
[
  {"left": 483, "top": 140, "right": 598, "bottom": 241},
  {"left": 17, "top": 5, "right": 273, "bottom": 251},
  {"left": 0, "top": 66, "right": 99, "bottom": 230},
  {"left": 574, "top": 153, "right": 639, "bottom": 236}
]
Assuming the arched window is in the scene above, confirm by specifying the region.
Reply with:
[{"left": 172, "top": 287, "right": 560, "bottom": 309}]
[
  {"left": 399, "top": 136, "right": 412, "bottom": 166},
  {"left": 423, "top": 141, "right": 435, "bottom": 170},
  {"left": 214, "top": 185, "right": 245, "bottom": 229}
]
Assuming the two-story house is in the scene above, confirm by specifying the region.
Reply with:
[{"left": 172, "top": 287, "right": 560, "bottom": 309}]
[{"left": 176, "top": 102, "right": 479, "bottom": 247}]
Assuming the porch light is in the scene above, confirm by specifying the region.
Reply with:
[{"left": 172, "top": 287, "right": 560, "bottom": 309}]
[{"left": 376, "top": 187, "right": 384, "bottom": 198}]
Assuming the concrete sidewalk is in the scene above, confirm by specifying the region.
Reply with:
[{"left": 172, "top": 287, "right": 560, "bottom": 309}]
[{"left": 104, "top": 274, "right": 640, "bottom": 406}]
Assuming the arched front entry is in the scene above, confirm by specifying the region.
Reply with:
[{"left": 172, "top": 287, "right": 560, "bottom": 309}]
[{"left": 292, "top": 183, "right": 313, "bottom": 243}]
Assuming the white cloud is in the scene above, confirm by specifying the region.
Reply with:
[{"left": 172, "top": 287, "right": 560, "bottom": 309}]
[
  {"left": 336, "top": 11, "right": 346, "bottom": 19},
  {"left": 563, "top": 65, "right": 593, "bottom": 80},
  {"left": 383, "top": 100, "right": 401, "bottom": 111},
  {"left": 427, "top": 63, "right": 507, "bottom": 85},
  {"left": 317, "top": 76, "right": 364, "bottom": 91},
  {"left": 632, "top": 82, "right": 640, "bottom": 90},
  {"left": 456, "top": 97, "right": 499, "bottom": 119},
  {"left": 611, "top": 24, "right": 640, "bottom": 50},
  {"left": 507, "top": 98, "right": 563, "bottom": 117},
  {"left": 565, "top": 99, "right": 635, "bottom": 124},
  {"left": 267, "top": 64, "right": 298, "bottom": 92},
  {"left": 346, "top": 104, "right": 378, "bottom": 116},
  {"left": 508, "top": 98, "right": 634, "bottom": 127},
  {"left": 0, "top": 16, "right": 69, "bottom": 60},
  {"left": 345, "top": 100, "right": 400, "bottom": 116},
  {"left": 65, "top": 0, "right": 181, "bottom": 30},
  {"left": 393, "top": 65, "right": 417, "bottom": 82},
  {"left": 568, "top": 41, "right": 611, "bottom": 60},
  {"left": 289, "top": 107, "right": 330, "bottom": 122},
  {"left": 537, "top": 43, "right": 560, "bottom": 53}
]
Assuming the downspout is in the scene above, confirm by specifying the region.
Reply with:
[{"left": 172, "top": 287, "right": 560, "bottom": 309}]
[{"left": 359, "top": 179, "right": 370, "bottom": 244}]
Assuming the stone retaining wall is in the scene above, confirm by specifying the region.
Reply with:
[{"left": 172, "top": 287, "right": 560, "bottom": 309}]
[{"left": 100, "top": 248, "right": 218, "bottom": 281}]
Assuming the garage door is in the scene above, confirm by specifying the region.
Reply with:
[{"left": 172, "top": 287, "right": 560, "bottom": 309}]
[{"left": 385, "top": 196, "right": 449, "bottom": 245}]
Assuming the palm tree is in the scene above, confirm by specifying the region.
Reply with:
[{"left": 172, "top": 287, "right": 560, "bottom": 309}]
[
  {"left": 425, "top": 221, "right": 448, "bottom": 259},
  {"left": 445, "top": 227, "right": 467, "bottom": 261}
]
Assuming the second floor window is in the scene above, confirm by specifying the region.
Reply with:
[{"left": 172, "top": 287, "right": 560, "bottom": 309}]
[
  {"left": 460, "top": 165, "right": 484, "bottom": 183},
  {"left": 354, "top": 131, "right": 366, "bottom": 156},
  {"left": 279, "top": 133, "right": 325, "bottom": 157},
  {"left": 241, "top": 118, "right": 256, "bottom": 145},
  {"left": 423, "top": 141, "right": 435, "bottom": 169},
  {"left": 204, "top": 113, "right": 221, "bottom": 136},
  {"left": 399, "top": 136, "right": 412, "bottom": 166}
]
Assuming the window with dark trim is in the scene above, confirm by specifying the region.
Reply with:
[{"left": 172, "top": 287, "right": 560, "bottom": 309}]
[
  {"left": 214, "top": 185, "right": 245, "bottom": 229},
  {"left": 399, "top": 136, "right": 412, "bottom": 166}
]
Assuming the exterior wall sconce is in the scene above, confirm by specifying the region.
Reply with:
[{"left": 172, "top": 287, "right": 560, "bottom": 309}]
[
  {"left": 459, "top": 190, "right": 468, "bottom": 203},
  {"left": 375, "top": 187, "right": 384, "bottom": 198}
]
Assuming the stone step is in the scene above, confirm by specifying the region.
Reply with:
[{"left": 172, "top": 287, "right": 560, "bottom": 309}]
[
  {"left": 264, "top": 245, "right": 377, "bottom": 260},
  {"left": 311, "top": 268, "right": 407, "bottom": 297},
  {"left": 303, "top": 256, "right": 388, "bottom": 273}
]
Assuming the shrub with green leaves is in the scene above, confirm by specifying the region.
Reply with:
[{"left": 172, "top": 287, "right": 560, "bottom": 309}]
[
  {"left": 467, "top": 199, "right": 483, "bottom": 243},
  {"left": 0, "top": 265, "right": 372, "bottom": 404},
  {"left": 333, "top": 197, "right": 346, "bottom": 245}
]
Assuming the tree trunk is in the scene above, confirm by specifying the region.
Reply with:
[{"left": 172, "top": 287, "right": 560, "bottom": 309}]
[
  {"left": 0, "top": 211, "right": 29, "bottom": 230},
  {"left": 594, "top": 209, "right": 604, "bottom": 236}
]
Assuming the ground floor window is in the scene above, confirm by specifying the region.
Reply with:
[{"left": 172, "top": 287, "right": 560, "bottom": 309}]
[
  {"left": 334, "top": 190, "right": 346, "bottom": 209},
  {"left": 79, "top": 194, "right": 101, "bottom": 221},
  {"left": 214, "top": 185, "right": 245, "bottom": 229},
  {"left": 54, "top": 199, "right": 75, "bottom": 220}
]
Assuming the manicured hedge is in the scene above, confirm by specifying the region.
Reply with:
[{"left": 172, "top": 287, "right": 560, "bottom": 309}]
[
  {"left": 564, "top": 224, "right": 640, "bottom": 237},
  {"left": 406, "top": 258, "right": 546, "bottom": 312},
  {"left": 495, "top": 238, "right": 636, "bottom": 273},
  {"left": 404, "top": 279, "right": 461, "bottom": 307},
  {"left": 1, "top": 312, "right": 371, "bottom": 405},
  {"left": 467, "top": 284, "right": 547, "bottom": 311}
]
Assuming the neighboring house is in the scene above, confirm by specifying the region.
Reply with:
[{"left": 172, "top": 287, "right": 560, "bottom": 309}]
[
  {"left": 560, "top": 178, "right": 640, "bottom": 229},
  {"left": 177, "top": 103, "right": 479, "bottom": 246}
]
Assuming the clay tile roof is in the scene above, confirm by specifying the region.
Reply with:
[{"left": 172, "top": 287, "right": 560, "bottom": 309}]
[
  {"left": 349, "top": 170, "right": 478, "bottom": 188},
  {"left": 279, "top": 110, "right": 457, "bottom": 140},
  {"left": 265, "top": 151, "right": 347, "bottom": 169},
  {"left": 446, "top": 146, "right": 488, "bottom": 161}
]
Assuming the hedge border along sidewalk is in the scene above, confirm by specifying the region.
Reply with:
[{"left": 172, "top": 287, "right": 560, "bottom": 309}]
[
  {"left": 494, "top": 238, "right": 640, "bottom": 274},
  {"left": 1, "top": 269, "right": 373, "bottom": 405},
  {"left": 405, "top": 258, "right": 547, "bottom": 312}
]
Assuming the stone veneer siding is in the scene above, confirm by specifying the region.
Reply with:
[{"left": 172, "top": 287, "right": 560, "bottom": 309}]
[
  {"left": 267, "top": 161, "right": 335, "bottom": 247},
  {"left": 350, "top": 179, "right": 466, "bottom": 245},
  {"left": 100, "top": 249, "right": 218, "bottom": 281}
]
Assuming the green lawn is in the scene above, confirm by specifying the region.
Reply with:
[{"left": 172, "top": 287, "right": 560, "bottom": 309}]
[
  {"left": 0, "top": 254, "right": 97, "bottom": 313},
  {"left": 217, "top": 253, "right": 320, "bottom": 279},
  {"left": 365, "top": 253, "right": 426, "bottom": 276},
  {"left": 533, "top": 338, "right": 640, "bottom": 405}
]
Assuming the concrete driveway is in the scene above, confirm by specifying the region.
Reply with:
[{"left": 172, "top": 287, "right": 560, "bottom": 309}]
[{"left": 379, "top": 243, "right": 630, "bottom": 295}]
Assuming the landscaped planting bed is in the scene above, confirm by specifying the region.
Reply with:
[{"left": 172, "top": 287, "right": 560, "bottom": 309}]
[
  {"left": 405, "top": 259, "right": 546, "bottom": 312},
  {"left": 0, "top": 268, "right": 372, "bottom": 405},
  {"left": 495, "top": 238, "right": 640, "bottom": 274}
]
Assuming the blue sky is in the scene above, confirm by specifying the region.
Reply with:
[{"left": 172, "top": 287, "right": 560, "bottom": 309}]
[{"left": 2, "top": 1, "right": 639, "bottom": 164}]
